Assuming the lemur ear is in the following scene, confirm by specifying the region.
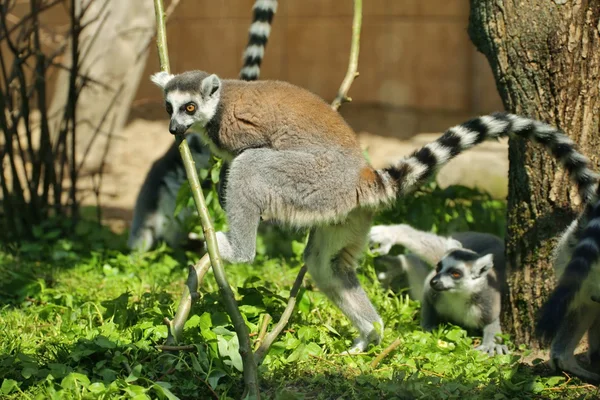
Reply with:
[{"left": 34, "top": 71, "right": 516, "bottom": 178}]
[
  {"left": 150, "top": 72, "right": 174, "bottom": 89},
  {"left": 471, "top": 253, "right": 494, "bottom": 278},
  {"left": 200, "top": 74, "right": 221, "bottom": 98}
]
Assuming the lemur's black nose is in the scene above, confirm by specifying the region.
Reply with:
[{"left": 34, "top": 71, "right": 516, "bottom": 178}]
[
  {"left": 430, "top": 275, "right": 444, "bottom": 291},
  {"left": 169, "top": 120, "right": 188, "bottom": 135}
]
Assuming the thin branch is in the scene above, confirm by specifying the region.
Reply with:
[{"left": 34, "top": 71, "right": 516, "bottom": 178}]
[
  {"left": 153, "top": 0, "right": 170, "bottom": 74},
  {"left": 370, "top": 337, "right": 402, "bottom": 369},
  {"left": 254, "top": 265, "right": 307, "bottom": 364},
  {"left": 152, "top": 0, "right": 259, "bottom": 397},
  {"left": 253, "top": 314, "right": 272, "bottom": 351},
  {"left": 331, "top": 0, "right": 362, "bottom": 111},
  {"left": 157, "top": 344, "right": 197, "bottom": 352}
]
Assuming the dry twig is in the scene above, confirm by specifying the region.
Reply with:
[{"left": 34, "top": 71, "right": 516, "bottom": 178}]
[
  {"left": 370, "top": 337, "right": 402, "bottom": 369},
  {"left": 253, "top": 314, "right": 272, "bottom": 351}
]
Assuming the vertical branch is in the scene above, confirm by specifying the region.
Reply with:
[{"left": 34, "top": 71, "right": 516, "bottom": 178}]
[
  {"left": 153, "top": 0, "right": 170, "bottom": 74},
  {"left": 331, "top": 0, "right": 362, "bottom": 111},
  {"left": 152, "top": 0, "right": 260, "bottom": 397},
  {"left": 68, "top": 0, "right": 80, "bottom": 222},
  {"left": 31, "top": 0, "right": 56, "bottom": 213}
]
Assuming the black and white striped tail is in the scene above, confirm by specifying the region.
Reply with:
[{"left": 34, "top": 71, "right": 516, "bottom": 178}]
[
  {"left": 239, "top": 0, "right": 278, "bottom": 81},
  {"left": 536, "top": 200, "right": 600, "bottom": 341},
  {"left": 377, "top": 112, "right": 598, "bottom": 205}
]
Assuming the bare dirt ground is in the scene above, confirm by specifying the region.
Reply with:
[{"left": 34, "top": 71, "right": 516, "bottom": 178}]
[{"left": 82, "top": 118, "right": 510, "bottom": 235}]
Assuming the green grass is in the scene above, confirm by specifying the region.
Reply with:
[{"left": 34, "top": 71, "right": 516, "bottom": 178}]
[{"left": 0, "top": 184, "right": 598, "bottom": 399}]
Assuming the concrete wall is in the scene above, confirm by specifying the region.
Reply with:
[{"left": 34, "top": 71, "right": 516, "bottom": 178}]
[{"left": 135, "top": 0, "right": 504, "bottom": 138}]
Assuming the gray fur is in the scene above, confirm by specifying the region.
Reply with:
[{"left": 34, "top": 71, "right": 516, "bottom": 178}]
[
  {"left": 128, "top": 133, "right": 210, "bottom": 252},
  {"left": 538, "top": 219, "right": 600, "bottom": 381},
  {"left": 370, "top": 224, "right": 508, "bottom": 355}
]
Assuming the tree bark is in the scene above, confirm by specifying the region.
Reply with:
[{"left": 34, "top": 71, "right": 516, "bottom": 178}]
[{"left": 468, "top": 0, "right": 600, "bottom": 348}]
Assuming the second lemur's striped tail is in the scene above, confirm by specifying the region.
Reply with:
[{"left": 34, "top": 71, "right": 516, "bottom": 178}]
[
  {"left": 239, "top": 0, "right": 278, "bottom": 81},
  {"left": 359, "top": 112, "right": 598, "bottom": 208},
  {"left": 536, "top": 199, "right": 600, "bottom": 341}
]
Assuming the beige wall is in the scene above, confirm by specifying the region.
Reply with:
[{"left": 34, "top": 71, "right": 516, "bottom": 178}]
[
  {"left": 12, "top": 0, "right": 504, "bottom": 139},
  {"left": 134, "top": 0, "right": 504, "bottom": 139}
]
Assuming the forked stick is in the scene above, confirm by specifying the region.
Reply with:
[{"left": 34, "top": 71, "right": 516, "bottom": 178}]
[
  {"left": 254, "top": 265, "right": 307, "bottom": 364},
  {"left": 164, "top": 254, "right": 210, "bottom": 345},
  {"left": 152, "top": 1, "right": 260, "bottom": 398}
]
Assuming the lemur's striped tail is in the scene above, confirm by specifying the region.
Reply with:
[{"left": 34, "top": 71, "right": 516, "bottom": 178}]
[
  {"left": 239, "top": 0, "right": 278, "bottom": 81},
  {"left": 360, "top": 112, "right": 598, "bottom": 208},
  {"left": 536, "top": 199, "right": 600, "bottom": 341}
]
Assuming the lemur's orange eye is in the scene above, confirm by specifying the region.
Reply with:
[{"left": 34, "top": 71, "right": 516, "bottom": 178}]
[
  {"left": 451, "top": 272, "right": 461, "bottom": 279},
  {"left": 185, "top": 103, "right": 196, "bottom": 113}
]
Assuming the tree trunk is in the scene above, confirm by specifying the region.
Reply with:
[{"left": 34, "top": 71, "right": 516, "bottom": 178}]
[{"left": 468, "top": 0, "right": 600, "bottom": 348}]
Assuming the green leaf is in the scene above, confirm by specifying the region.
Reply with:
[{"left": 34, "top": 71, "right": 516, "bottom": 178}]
[
  {"left": 60, "top": 373, "right": 90, "bottom": 390},
  {"left": 94, "top": 335, "right": 116, "bottom": 349},
  {"left": 21, "top": 366, "right": 38, "bottom": 379},
  {"left": 217, "top": 335, "right": 243, "bottom": 372},
  {"left": 125, "top": 364, "right": 143, "bottom": 383},
  {"left": 153, "top": 381, "right": 181, "bottom": 400},
  {"left": 88, "top": 382, "right": 107, "bottom": 394},
  {"left": 0, "top": 379, "right": 18, "bottom": 395},
  {"left": 544, "top": 376, "right": 565, "bottom": 387},
  {"left": 207, "top": 369, "right": 227, "bottom": 389}
]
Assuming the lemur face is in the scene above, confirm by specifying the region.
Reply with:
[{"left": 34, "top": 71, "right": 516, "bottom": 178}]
[
  {"left": 164, "top": 90, "right": 203, "bottom": 135},
  {"left": 430, "top": 249, "right": 494, "bottom": 293},
  {"left": 150, "top": 71, "right": 222, "bottom": 135}
]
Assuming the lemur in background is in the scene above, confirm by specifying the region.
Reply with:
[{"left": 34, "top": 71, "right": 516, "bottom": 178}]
[
  {"left": 537, "top": 197, "right": 600, "bottom": 381},
  {"left": 128, "top": 0, "right": 278, "bottom": 252},
  {"left": 128, "top": 134, "right": 210, "bottom": 252},
  {"left": 369, "top": 224, "right": 508, "bottom": 356},
  {"left": 150, "top": 65, "right": 598, "bottom": 352}
]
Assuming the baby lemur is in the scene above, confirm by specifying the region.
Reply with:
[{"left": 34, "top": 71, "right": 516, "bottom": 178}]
[
  {"left": 369, "top": 224, "right": 507, "bottom": 356},
  {"left": 150, "top": 69, "right": 597, "bottom": 352}
]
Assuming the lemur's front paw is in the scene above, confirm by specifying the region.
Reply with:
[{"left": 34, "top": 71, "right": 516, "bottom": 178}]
[
  {"left": 213, "top": 232, "right": 255, "bottom": 264},
  {"left": 475, "top": 342, "right": 509, "bottom": 356},
  {"left": 368, "top": 226, "right": 397, "bottom": 255},
  {"left": 346, "top": 320, "right": 384, "bottom": 354},
  {"left": 214, "top": 231, "right": 235, "bottom": 263}
]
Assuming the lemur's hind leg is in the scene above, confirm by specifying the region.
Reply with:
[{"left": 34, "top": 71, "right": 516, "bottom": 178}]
[
  {"left": 550, "top": 307, "right": 600, "bottom": 381},
  {"left": 587, "top": 310, "right": 600, "bottom": 367},
  {"left": 304, "top": 209, "right": 383, "bottom": 353},
  {"left": 218, "top": 148, "right": 361, "bottom": 263}
]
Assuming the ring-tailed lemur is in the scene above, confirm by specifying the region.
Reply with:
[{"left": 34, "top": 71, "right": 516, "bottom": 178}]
[
  {"left": 369, "top": 224, "right": 508, "bottom": 356},
  {"left": 128, "top": 0, "right": 278, "bottom": 252},
  {"left": 150, "top": 68, "right": 597, "bottom": 351},
  {"left": 537, "top": 197, "right": 600, "bottom": 380}
]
